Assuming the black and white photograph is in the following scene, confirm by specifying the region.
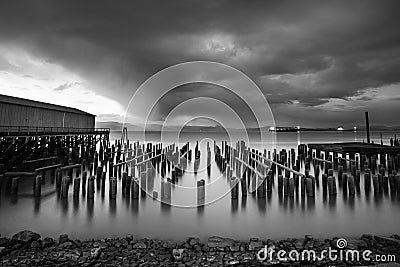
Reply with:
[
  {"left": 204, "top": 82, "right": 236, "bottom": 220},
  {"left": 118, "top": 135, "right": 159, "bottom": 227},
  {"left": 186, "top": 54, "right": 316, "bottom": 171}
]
[{"left": 0, "top": 0, "right": 400, "bottom": 266}]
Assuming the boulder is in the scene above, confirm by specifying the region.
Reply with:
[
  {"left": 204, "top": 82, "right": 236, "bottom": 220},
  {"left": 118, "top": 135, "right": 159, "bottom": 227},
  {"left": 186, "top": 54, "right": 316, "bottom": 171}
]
[
  {"left": 132, "top": 241, "right": 147, "bottom": 249},
  {"left": 12, "top": 230, "right": 40, "bottom": 243}
]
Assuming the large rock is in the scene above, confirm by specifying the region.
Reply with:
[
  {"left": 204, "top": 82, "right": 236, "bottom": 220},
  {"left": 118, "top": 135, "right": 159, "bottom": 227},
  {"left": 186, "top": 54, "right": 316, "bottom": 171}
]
[
  {"left": 132, "top": 241, "right": 147, "bottom": 249},
  {"left": 12, "top": 230, "right": 40, "bottom": 243}
]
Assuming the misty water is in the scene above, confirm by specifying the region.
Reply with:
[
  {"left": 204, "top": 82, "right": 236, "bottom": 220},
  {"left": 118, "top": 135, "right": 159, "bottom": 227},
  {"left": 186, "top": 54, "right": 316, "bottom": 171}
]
[{"left": 0, "top": 130, "right": 399, "bottom": 241}]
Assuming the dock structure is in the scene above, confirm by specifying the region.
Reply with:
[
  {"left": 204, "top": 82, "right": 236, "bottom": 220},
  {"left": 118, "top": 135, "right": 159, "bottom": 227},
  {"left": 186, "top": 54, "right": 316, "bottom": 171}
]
[
  {"left": 307, "top": 142, "right": 400, "bottom": 155},
  {"left": 0, "top": 95, "right": 110, "bottom": 195}
]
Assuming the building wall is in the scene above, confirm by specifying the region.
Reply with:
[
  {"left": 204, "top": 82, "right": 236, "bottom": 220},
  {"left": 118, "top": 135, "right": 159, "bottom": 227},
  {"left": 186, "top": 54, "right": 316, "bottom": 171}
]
[{"left": 0, "top": 102, "right": 95, "bottom": 128}]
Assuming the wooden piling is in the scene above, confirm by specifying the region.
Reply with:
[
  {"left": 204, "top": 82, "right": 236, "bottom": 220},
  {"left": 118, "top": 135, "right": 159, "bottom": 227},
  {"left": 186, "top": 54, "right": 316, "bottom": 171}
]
[
  {"left": 87, "top": 176, "right": 95, "bottom": 199},
  {"left": 230, "top": 177, "right": 238, "bottom": 199},
  {"left": 73, "top": 177, "right": 80, "bottom": 197},
  {"left": 61, "top": 176, "right": 69, "bottom": 198},
  {"left": 197, "top": 179, "right": 205, "bottom": 202},
  {"left": 140, "top": 172, "right": 146, "bottom": 197},
  {"left": 306, "top": 177, "right": 314, "bottom": 197},
  {"left": 109, "top": 177, "right": 117, "bottom": 199},
  {"left": 327, "top": 176, "right": 337, "bottom": 195},
  {"left": 131, "top": 177, "right": 139, "bottom": 199},
  {"left": 348, "top": 175, "right": 355, "bottom": 195},
  {"left": 33, "top": 175, "right": 42, "bottom": 197}
]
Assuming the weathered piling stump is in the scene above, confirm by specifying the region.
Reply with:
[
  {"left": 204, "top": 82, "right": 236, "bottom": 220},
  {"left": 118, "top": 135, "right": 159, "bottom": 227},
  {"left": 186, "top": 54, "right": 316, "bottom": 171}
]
[
  {"left": 10, "top": 177, "right": 20, "bottom": 195},
  {"left": 343, "top": 174, "right": 348, "bottom": 191},
  {"left": 338, "top": 165, "right": 343, "bottom": 181},
  {"left": 122, "top": 172, "right": 127, "bottom": 192},
  {"left": 395, "top": 175, "right": 400, "bottom": 193},
  {"left": 131, "top": 177, "right": 139, "bottom": 199},
  {"left": 348, "top": 175, "right": 355, "bottom": 196},
  {"left": 230, "top": 177, "right": 239, "bottom": 199},
  {"left": 87, "top": 176, "right": 95, "bottom": 199},
  {"left": 266, "top": 174, "right": 273, "bottom": 193},
  {"left": 33, "top": 175, "right": 42, "bottom": 197},
  {"left": 109, "top": 177, "right": 117, "bottom": 199},
  {"left": 283, "top": 176, "right": 289, "bottom": 196},
  {"left": 61, "top": 176, "right": 69, "bottom": 198},
  {"left": 372, "top": 175, "right": 379, "bottom": 194},
  {"left": 322, "top": 174, "right": 327, "bottom": 191},
  {"left": 278, "top": 174, "right": 283, "bottom": 194},
  {"left": 73, "top": 177, "right": 80, "bottom": 197},
  {"left": 140, "top": 172, "right": 146, "bottom": 197},
  {"left": 327, "top": 176, "right": 337, "bottom": 195},
  {"left": 288, "top": 177, "right": 295, "bottom": 197},
  {"left": 197, "top": 179, "right": 205, "bottom": 203},
  {"left": 305, "top": 177, "right": 314, "bottom": 197},
  {"left": 364, "top": 172, "right": 371, "bottom": 192},
  {"left": 257, "top": 177, "right": 266, "bottom": 198}
]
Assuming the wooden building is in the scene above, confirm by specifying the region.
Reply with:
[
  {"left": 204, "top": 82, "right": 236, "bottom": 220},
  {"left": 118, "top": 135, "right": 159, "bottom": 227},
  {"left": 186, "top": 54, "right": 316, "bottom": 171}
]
[{"left": 0, "top": 94, "right": 95, "bottom": 129}]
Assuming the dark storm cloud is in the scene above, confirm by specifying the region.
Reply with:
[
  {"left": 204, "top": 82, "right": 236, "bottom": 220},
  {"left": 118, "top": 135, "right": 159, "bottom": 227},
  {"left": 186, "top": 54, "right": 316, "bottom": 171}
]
[{"left": 0, "top": 0, "right": 399, "bottom": 126}]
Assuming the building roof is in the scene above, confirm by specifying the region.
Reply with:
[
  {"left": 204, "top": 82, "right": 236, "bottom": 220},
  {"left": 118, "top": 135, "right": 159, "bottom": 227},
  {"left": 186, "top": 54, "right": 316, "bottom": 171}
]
[{"left": 0, "top": 94, "right": 94, "bottom": 116}]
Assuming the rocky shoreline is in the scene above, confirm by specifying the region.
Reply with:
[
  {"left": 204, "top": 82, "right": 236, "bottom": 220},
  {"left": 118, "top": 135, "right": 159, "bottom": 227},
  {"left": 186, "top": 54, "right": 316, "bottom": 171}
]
[{"left": 0, "top": 231, "right": 399, "bottom": 266}]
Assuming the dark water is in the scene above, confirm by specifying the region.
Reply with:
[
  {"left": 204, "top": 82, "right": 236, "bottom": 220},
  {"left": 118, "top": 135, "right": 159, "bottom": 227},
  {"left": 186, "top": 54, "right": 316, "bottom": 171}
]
[{"left": 0, "top": 130, "right": 399, "bottom": 241}]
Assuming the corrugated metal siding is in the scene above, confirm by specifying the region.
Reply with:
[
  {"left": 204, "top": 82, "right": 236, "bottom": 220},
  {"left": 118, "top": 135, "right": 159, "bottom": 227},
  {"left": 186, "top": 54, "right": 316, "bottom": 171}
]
[{"left": 0, "top": 102, "right": 95, "bottom": 128}]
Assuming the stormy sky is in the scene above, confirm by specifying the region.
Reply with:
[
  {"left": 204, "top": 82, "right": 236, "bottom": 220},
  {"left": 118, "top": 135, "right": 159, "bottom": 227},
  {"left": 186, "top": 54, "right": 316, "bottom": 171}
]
[{"left": 0, "top": 0, "right": 399, "bottom": 128}]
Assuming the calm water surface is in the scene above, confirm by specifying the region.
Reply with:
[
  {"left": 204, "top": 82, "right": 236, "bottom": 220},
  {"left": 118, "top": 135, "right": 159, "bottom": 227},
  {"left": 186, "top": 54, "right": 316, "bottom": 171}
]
[{"left": 0, "top": 131, "right": 399, "bottom": 240}]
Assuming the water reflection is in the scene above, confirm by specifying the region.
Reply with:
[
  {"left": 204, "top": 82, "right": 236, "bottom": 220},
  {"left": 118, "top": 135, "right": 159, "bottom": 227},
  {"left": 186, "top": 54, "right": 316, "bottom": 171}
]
[
  {"left": 231, "top": 198, "right": 238, "bottom": 214},
  {"left": 87, "top": 199, "right": 94, "bottom": 220}
]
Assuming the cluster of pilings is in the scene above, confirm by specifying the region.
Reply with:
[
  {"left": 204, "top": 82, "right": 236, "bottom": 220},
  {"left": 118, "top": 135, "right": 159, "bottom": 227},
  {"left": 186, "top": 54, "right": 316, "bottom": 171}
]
[
  {"left": 2, "top": 131, "right": 400, "bottom": 208},
  {"left": 0, "top": 133, "right": 105, "bottom": 197},
  {"left": 214, "top": 140, "right": 400, "bottom": 201}
]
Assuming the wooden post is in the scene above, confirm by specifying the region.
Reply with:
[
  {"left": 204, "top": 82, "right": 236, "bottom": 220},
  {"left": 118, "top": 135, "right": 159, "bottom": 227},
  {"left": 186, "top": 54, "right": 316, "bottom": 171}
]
[
  {"left": 197, "top": 179, "right": 205, "bottom": 202},
  {"left": 278, "top": 174, "right": 283, "bottom": 194},
  {"left": 266, "top": 174, "right": 273, "bottom": 193},
  {"left": 348, "top": 175, "right": 355, "bottom": 196},
  {"left": 288, "top": 177, "right": 295, "bottom": 197},
  {"left": 122, "top": 172, "right": 127, "bottom": 191},
  {"left": 322, "top": 174, "right": 328, "bottom": 191},
  {"left": 338, "top": 165, "right": 343, "bottom": 181},
  {"left": 327, "top": 176, "right": 337, "bottom": 195},
  {"left": 306, "top": 177, "right": 314, "bottom": 197},
  {"left": 140, "top": 172, "right": 146, "bottom": 197},
  {"left": 73, "top": 177, "right": 80, "bottom": 197},
  {"left": 342, "top": 173, "right": 348, "bottom": 192},
  {"left": 372, "top": 175, "right": 379, "bottom": 194},
  {"left": 131, "top": 177, "right": 139, "bottom": 199},
  {"left": 61, "top": 176, "right": 69, "bottom": 198},
  {"left": 364, "top": 171, "right": 371, "bottom": 192},
  {"left": 109, "top": 177, "right": 117, "bottom": 199},
  {"left": 230, "top": 177, "right": 238, "bottom": 199},
  {"left": 395, "top": 175, "right": 400, "bottom": 193},
  {"left": 257, "top": 176, "right": 266, "bottom": 198},
  {"left": 365, "top": 111, "right": 370, "bottom": 143},
  {"left": 87, "top": 176, "right": 95, "bottom": 199},
  {"left": 33, "top": 174, "right": 42, "bottom": 197}
]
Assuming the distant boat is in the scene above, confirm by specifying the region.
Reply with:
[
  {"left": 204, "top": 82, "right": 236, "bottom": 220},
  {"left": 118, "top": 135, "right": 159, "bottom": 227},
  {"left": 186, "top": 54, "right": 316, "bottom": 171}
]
[{"left": 337, "top": 127, "right": 344, "bottom": 131}]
